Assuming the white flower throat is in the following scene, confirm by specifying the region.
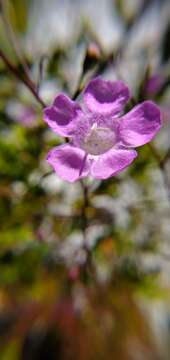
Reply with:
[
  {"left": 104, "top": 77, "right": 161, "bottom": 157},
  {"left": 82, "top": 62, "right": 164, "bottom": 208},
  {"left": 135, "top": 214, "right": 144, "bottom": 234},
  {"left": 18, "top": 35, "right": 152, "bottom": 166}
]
[{"left": 82, "top": 123, "right": 116, "bottom": 155}]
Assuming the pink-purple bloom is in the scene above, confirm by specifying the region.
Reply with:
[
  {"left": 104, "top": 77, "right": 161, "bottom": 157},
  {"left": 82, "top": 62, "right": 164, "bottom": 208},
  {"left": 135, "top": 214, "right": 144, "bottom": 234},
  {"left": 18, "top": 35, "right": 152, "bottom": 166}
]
[{"left": 44, "top": 77, "right": 162, "bottom": 182}]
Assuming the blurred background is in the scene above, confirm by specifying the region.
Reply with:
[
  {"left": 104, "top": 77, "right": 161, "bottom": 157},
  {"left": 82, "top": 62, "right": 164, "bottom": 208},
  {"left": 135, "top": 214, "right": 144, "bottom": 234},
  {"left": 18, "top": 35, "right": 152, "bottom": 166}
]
[{"left": 1, "top": 0, "right": 170, "bottom": 359}]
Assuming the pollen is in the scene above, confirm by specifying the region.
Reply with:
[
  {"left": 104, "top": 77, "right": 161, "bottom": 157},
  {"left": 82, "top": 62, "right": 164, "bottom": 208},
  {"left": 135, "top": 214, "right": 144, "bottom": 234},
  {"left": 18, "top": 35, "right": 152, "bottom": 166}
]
[{"left": 82, "top": 126, "right": 116, "bottom": 155}]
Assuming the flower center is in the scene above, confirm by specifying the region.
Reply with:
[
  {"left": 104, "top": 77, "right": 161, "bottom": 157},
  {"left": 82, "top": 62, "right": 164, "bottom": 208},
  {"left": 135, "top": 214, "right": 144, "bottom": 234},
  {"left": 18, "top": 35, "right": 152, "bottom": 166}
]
[{"left": 82, "top": 124, "right": 116, "bottom": 155}]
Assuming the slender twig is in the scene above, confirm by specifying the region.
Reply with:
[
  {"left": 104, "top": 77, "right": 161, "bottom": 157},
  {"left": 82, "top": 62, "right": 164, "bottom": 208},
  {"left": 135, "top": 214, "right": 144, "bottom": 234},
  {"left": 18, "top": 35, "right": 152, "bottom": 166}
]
[
  {"left": 0, "top": 49, "right": 46, "bottom": 108},
  {"left": 148, "top": 143, "right": 170, "bottom": 200},
  {"left": 80, "top": 179, "right": 89, "bottom": 242},
  {"left": 0, "top": 0, "right": 31, "bottom": 78},
  {"left": 0, "top": 0, "right": 39, "bottom": 95},
  {"left": 79, "top": 180, "right": 93, "bottom": 271},
  {"left": 37, "top": 55, "right": 48, "bottom": 91}
]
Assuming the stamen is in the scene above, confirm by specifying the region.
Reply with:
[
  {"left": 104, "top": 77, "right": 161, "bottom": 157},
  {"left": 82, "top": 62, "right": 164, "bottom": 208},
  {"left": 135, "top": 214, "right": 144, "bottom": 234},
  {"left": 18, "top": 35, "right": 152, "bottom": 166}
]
[{"left": 81, "top": 126, "right": 116, "bottom": 155}]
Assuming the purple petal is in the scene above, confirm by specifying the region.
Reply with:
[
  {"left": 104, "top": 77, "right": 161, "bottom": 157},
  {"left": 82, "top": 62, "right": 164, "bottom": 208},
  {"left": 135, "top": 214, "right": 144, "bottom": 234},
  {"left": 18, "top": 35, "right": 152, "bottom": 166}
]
[
  {"left": 91, "top": 148, "right": 137, "bottom": 179},
  {"left": 119, "top": 101, "right": 161, "bottom": 147},
  {"left": 83, "top": 77, "right": 130, "bottom": 115},
  {"left": 47, "top": 144, "right": 90, "bottom": 182},
  {"left": 44, "top": 94, "right": 82, "bottom": 137}
]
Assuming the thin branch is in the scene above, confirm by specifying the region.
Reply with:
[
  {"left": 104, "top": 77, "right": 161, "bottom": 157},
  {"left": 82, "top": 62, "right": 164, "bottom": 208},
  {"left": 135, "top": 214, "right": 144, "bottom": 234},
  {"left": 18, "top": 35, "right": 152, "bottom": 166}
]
[
  {"left": 0, "top": 49, "right": 46, "bottom": 108},
  {"left": 0, "top": 0, "right": 31, "bottom": 78},
  {"left": 80, "top": 179, "right": 89, "bottom": 241},
  {"left": 79, "top": 180, "right": 93, "bottom": 272},
  {"left": 37, "top": 55, "right": 48, "bottom": 91},
  {"left": 148, "top": 143, "right": 170, "bottom": 200}
]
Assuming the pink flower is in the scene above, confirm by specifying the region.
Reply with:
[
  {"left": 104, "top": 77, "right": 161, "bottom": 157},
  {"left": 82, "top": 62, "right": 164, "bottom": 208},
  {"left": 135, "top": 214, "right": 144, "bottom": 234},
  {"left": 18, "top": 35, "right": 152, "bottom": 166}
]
[{"left": 44, "top": 77, "right": 162, "bottom": 182}]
